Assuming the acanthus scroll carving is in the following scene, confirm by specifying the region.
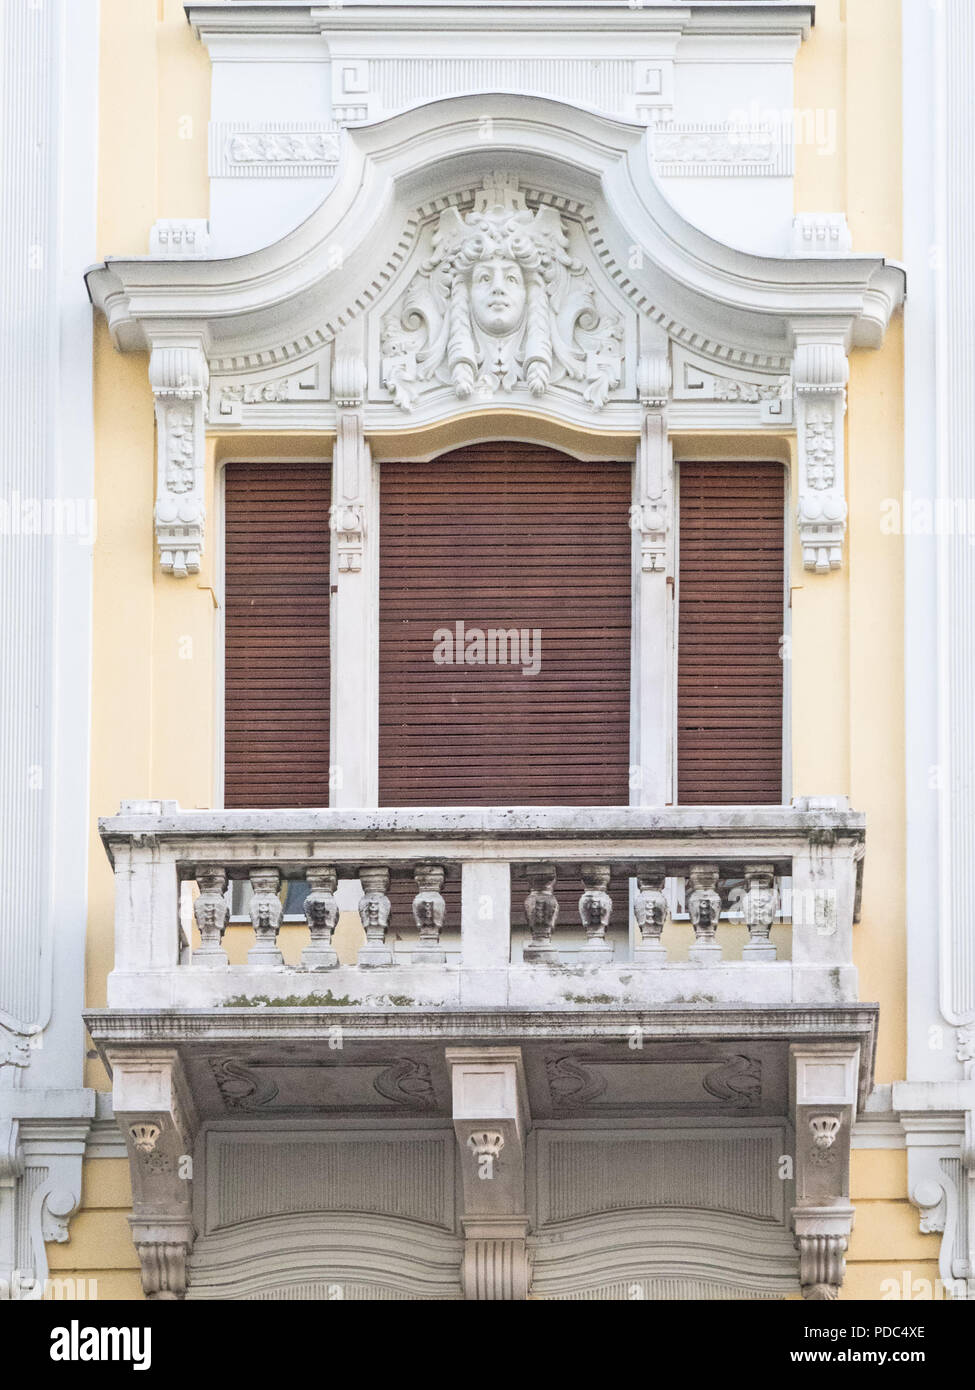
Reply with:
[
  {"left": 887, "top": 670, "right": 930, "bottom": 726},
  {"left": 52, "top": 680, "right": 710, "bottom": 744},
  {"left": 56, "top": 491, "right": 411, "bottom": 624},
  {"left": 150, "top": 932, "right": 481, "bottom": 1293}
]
[
  {"left": 380, "top": 173, "right": 623, "bottom": 412},
  {"left": 793, "top": 338, "right": 849, "bottom": 574},
  {"left": 150, "top": 344, "right": 208, "bottom": 578}
]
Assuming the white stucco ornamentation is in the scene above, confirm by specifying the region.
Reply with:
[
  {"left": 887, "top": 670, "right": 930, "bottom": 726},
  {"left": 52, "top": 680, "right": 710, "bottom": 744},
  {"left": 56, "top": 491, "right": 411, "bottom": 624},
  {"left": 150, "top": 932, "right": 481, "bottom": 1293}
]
[
  {"left": 149, "top": 344, "right": 209, "bottom": 578},
  {"left": 791, "top": 214, "right": 853, "bottom": 257},
  {"left": 651, "top": 122, "right": 791, "bottom": 178},
  {"left": 210, "top": 123, "right": 341, "bottom": 178},
  {"left": 790, "top": 1045, "right": 859, "bottom": 1300},
  {"left": 380, "top": 174, "right": 623, "bottom": 412},
  {"left": 793, "top": 338, "right": 850, "bottom": 573},
  {"left": 149, "top": 219, "right": 210, "bottom": 259}
]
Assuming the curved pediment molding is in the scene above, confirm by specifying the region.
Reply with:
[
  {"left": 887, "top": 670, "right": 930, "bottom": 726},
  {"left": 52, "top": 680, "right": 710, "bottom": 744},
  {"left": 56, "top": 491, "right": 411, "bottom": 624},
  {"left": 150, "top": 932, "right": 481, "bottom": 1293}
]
[
  {"left": 86, "top": 94, "right": 903, "bottom": 576},
  {"left": 87, "top": 94, "right": 903, "bottom": 362}
]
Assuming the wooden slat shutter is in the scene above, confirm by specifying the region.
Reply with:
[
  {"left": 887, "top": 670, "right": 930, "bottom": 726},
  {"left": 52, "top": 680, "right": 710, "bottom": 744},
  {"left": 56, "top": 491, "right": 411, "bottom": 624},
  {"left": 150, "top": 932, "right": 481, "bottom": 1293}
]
[
  {"left": 677, "top": 460, "right": 785, "bottom": 805},
  {"left": 223, "top": 460, "right": 331, "bottom": 808},
  {"left": 379, "top": 443, "right": 632, "bottom": 806}
]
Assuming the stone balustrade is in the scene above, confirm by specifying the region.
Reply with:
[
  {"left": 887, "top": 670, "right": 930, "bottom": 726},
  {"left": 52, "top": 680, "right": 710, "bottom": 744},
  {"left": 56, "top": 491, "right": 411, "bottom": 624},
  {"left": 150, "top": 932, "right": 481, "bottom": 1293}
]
[{"left": 100, "top": 800, "right": 864, "bottom": 1010}]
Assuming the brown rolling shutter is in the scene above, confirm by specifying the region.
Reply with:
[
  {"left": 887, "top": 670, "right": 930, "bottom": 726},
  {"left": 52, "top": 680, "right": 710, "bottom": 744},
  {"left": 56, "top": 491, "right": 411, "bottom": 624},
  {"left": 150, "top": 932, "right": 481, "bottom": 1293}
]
[
  {"left": 224, "top": 460, "right": 331, "bottom": 808},
  {"left": 677, "top": 460, "right": 785, "bottom": 805},
  {"left": 379, "top": 443, "right": 632, "bottom": 806}
]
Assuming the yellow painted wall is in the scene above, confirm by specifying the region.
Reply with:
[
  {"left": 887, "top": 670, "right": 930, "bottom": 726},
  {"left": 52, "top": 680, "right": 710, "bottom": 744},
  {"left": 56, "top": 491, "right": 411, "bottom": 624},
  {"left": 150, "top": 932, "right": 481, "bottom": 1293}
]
[{"left": 74, "top": 0, "right": 919, "bottom": 1299}]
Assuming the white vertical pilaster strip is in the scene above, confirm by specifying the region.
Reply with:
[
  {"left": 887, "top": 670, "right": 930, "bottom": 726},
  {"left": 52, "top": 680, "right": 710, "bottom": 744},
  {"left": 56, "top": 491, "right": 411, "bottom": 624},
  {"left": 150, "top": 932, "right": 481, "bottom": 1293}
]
[
  {"left": 902, "top": 0, "right": 944, "bottom": 1077},
  {"left": 0, "top": 0, "right": 61, "bottom": 1053},
  {"left": 630, "top": 347, "right": 674, "bottom": 808},
  {"left": 897, "top": 0, "right": 975, "bottom": 1298},
  {"left": 937, "top": 0, "right": 975, "bottom": 1029},
  {"left": 329, "top": 351, "right": 378, "bottom": 807},
  {"left": 0, "top": 0, "right": 98, "bottom": 1296}
]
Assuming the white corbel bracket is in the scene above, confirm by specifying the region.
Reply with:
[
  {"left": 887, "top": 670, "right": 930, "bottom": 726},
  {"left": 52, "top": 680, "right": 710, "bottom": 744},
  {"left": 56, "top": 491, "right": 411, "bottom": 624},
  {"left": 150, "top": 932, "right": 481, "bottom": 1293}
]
[
  {"left": 895, "top": 1081, "right": 975, "bottom": 1298},
  {"left": 0, "top": 1093, "right": 94, "bottom": 1301},
  {"left": 790, "top": 1042, "right": 859, "bottom": 1299},
  {"left": 149, "top": 342, "right": 209, "bottom": 578},
  {"left": 792, "top": 337, "right": 849, "bottom": 574},
  {"left": 447, "top": 1047, "right": 532, "bottom": 1300},
  {"left": 109, "top": 1049, "right": 198, "bottom": 1300}
]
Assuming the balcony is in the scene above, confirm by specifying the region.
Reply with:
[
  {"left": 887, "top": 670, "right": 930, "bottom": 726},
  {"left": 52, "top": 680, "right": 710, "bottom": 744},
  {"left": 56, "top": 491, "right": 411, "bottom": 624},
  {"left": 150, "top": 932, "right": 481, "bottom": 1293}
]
[
  {"left": 97, "top": 799, "right": 864, "bottom": 1013},
  {"left": 86, "top": 799, "right": 876, "bottom": 1301}
]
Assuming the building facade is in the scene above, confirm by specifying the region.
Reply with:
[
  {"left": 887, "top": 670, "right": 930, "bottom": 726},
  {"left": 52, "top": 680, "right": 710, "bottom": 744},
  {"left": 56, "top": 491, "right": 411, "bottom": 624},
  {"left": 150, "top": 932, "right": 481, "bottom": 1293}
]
[{"left": 1, "top": 0, "right": 972, "bottom": 1302}]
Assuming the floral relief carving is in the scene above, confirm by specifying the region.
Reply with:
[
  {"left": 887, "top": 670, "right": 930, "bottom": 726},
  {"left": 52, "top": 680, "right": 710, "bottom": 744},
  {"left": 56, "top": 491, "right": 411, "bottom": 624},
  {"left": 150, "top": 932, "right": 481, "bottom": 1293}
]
[
  {"left": 210, "top": 1058, "right": 280, "bottom": 1113},
  {"left": 227, "top": 131, "right": 340, "bottom": 166},
  {"left": 219, "top": 380, "right": 293, "bottom": 408},
  {"left": 702, "top": 1054, "right": 762, "bottom": 1107},
  {"left": 380, "top": 173, "right": 623, "bottom": 411},
  {"left": 803, "top": 403, "right": 836, "bottom": 490},
  {"left": 652, "top": 126, "right": 776, "bottom": 167},
  {"left": 163, "top": 403, "right": 196, "bottom": 495},
  {"left": 546, "top": 1055, "right": 608, "bottom": 1107},
  {"left": 713, "top": 376, "right": 787, "bottom": 404},
  {"left": 373, "top": 1057, "right": 438, "bottom": 1109}
]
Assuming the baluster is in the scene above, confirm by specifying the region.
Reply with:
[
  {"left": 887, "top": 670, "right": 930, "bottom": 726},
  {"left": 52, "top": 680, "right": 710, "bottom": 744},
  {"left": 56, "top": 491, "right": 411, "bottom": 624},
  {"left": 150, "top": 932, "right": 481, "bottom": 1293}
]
[
  {"left": 193, "top": 865, "right": 229, "bottom": 968},
  {"left": 741, "top": 863, "right": 779, "bottom": 961},
  {"left": 301, "top": 866, "right": 340, "bottom": 969},
  {"left": 523, "top": 864, "right": 560, "bottom": 964},
  {"left": 687, "top": 862, "right": 723, "bottom": 963},
  {"left": 247, "top": 866, "right": 284, "bottom": 966},
  {"left": 357, "top": 865, "right": 393, "bottom": 966},
  {"left": 633, "top": 868, "right": 669, "bottom": 964},
  {"left": 578, "top": 863, "right": 613, "bottom": 962},
  {"left": 412, "top": 863, "right": 447, "bottom": 964}
]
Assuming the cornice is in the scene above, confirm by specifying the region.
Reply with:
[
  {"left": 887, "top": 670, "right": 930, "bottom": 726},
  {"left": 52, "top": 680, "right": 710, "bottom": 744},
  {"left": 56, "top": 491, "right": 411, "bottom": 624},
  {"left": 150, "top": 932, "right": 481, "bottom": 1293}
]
[
  {"left": 85, "top": 94, "right": 902, "bottom": 363},
  {"left": 186, "top": 3, "right": 815, "bottom": 42}
]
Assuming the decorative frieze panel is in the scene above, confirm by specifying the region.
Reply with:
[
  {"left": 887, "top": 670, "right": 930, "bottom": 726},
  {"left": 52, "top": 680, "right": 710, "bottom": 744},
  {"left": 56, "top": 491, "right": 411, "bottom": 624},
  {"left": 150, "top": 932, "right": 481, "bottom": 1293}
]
[
  {"left": 204, "top": 1131, "right": 455, "bottom": 1234},
  {"left": 209, "top": 121, "right": 342, "bottom": 178},
  {"left": 793, "top": 338, "right": 849, "bottom": 573},
  {"left": 329, "top": 56, "right": 674, "bottom": 128},
  {"left": 211, "top": 348, "right": 331, "bottom": 426},
  {"left": 537, "top": 1048, "right": 775, "bottom": 1119},
  {"left": 671, "top": 343, "right": 792, "bottom": 423},
  {"left": 200, "top": 1054, "right": 443, "bottom": 1117},
  {"left": 536, "top": 1130, "right": 787, "bottom": 1227},
  {"left": 150, "top": 344, "right": 209, "bottom": 578},
  {"left": 379, "top": 174, "right": 625, "bottom": 413},
  {"left": 651, "top": 122, "right": 793, "bottom": 178}
]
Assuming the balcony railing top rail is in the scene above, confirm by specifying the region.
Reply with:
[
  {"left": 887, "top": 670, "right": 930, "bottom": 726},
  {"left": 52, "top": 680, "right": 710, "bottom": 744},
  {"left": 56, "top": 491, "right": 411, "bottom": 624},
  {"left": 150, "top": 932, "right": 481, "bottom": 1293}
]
[{"left": 100, "top": 798, "right": 865, "bottom": 860}]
